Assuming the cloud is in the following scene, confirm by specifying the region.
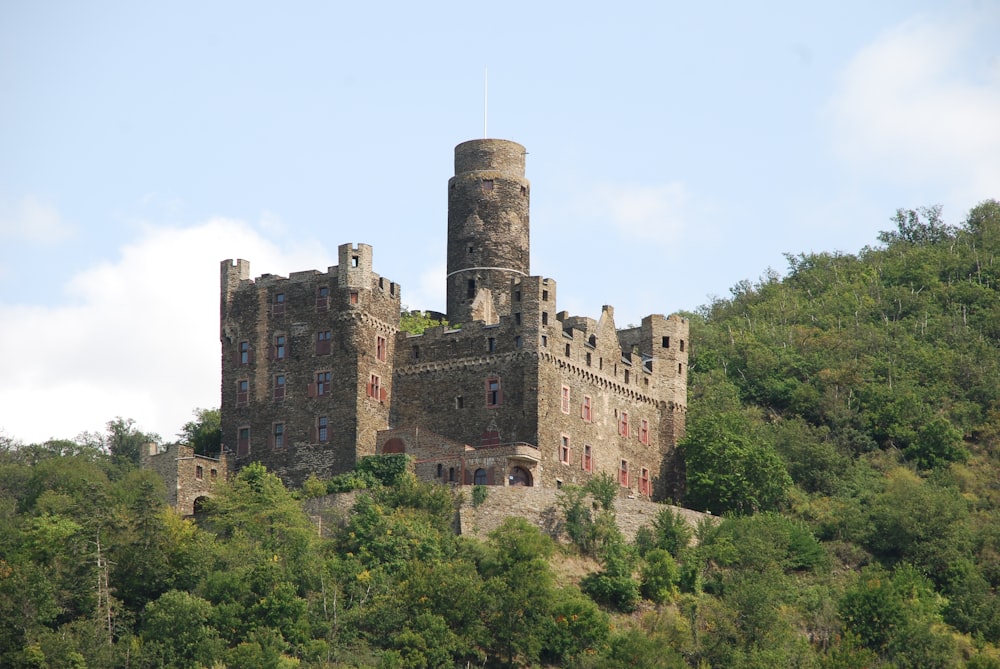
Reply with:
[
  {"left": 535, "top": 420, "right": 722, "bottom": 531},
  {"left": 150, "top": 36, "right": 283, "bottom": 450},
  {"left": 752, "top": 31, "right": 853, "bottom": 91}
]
[
  {"left": 0, "top": 218, "right": 332, "bottom": 444},
  {"left": 592, "top": 181, "right": 690, "bottom": 245},
  {"left": 0, "top": 195, "right": 75, "bottom": 243},
  {"left": 828, "top": 10, "right": 1000, "bottom": 200}
]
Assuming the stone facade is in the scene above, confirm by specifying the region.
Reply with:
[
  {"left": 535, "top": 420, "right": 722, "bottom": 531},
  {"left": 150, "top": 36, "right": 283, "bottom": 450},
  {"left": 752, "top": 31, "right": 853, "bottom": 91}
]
[
  {"left": 139, "top": 443, "right": 228, "bottom": 515},
  {"left": 217, "top": 137, "right": 689, "bottom": 502}
]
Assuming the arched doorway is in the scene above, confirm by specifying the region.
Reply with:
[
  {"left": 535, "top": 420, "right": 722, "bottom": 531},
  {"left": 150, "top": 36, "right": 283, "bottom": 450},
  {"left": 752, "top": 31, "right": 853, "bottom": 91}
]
[
  {"left": 508, "top": 466, "right": 532, "bottom": 487},
  {"left": 193, "top": 496, "right": 210, "bottom": 514},
  {"left": 474, "top": 468, "right": 487, "bottom": 485}
]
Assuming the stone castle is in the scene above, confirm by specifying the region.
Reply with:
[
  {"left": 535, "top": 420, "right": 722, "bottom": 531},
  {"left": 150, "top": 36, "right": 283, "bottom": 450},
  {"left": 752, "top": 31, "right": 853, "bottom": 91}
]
[{"left": 204, "top": 138, "right": 688, "bottom": 510}]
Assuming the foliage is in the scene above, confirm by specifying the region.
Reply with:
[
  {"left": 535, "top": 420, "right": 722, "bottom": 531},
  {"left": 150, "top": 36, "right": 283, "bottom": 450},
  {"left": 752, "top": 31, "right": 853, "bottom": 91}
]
[
  {"left": 178, "top": 407, "right": 222, "bottom": 456},
  {"left": 399, "top": 309, "right": 448, "bottom": 335},
  {"left": 471, "top": 484, "right": 488, "bottom": 507},
  {"left": 357, "top": 454, "right": 410, "bottom": 487}
]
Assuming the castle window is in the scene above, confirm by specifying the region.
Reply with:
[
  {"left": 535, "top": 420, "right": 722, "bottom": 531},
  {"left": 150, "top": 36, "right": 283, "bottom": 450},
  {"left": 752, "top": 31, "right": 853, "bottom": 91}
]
[
  {"left": 486, "top": 377, "right": 501, "bottom": 407},
  {"left": 237, "top": 427, "right": 250, "bottom": 456},
  {"left": 468, "top": 245, "right": 474, "bottom": 254},
  {"left": 239, "top": 341, "right": 250, "bottom": 364},
  {"left": 317, "top": 416, "right": 329, "bottom": 443},
  {"left": 583, "top": 444, "right": 593, "bottom": 472},
  {"left": 680, "top": 339, "right": 685, "bottom": 352},
  {"left": 586, "top": 352, "right": 592, "bottom": 366},
  {"left": 561, "top": 385, "right": 570, "bottom": 414},
  {"left": 488, "top": 337, "right": 496, "bottom": 353},
  {"left": 542, "top": 290, "right": 548, "bottom": 301},
  {"left": 624, "top": 370, "right": 630, "bottom": 384},
  {"left": 449, "top": 467, "right": 455, "bottom": 482},
  {"left": 640, "top": 419, "right": 649, "bottom": 445},
  {"left": 565, "top": 343, "right": 571, "bottom": 357},
  {"left": 662, "top": 336, "right": 670, "bottom": 348},
  {"left": 352, "top": 255, "right": 359, "bottom": 267},
  {"left": 316, "top": 330, "right": 332, "bottom": 355},
  {"left": 236, "top": 379, "right": 249, "bottom": 407},
  {"left": 455, "top": 396, "right": 464, "bottom": 409},
  {"left": 474, "top": 468, "right": 487, "bottom": 485},
  {"left": 515, "top": 336, "right": 522, "bottom": 348},
  {"left": 588, "top": 335, "right": 597, "bottom": 347},
  {"left": 314, "top": 371, "right": 331, "bottom": 397},
  {"left": 273, "top": 374, "right": 286, "bottom": 401},
  {"left": 210, "top": 468, "right": 217, "bottom": 479},
  {"left": 273, "top": 423, "right": 285, "bottom": 449},
  {"left": 196, "top": 465, "right": 203, "bottom": 480},
  {"left": 514, "top": 312, "right": 521, "bottom": 325},
  {"left": 541, "top": 335, "right": 547, "bottom": 347},
  {"left": 560, "top": 435, "right": 571, "bottom": 464},
  {"left": 619, "top": 460, "right": 629, "bottom": 487},
  {"left": 514, "top": 290, "right": 521, "bottom": 301},
  {"left": 316, "top": 285, "right": 330, "bottom": 311},
  {"left": 413, "top": 345, "right": 420, "bottom": 360},
  {"left": 437, "top": 463, "right": 443, "bottom": 478},
  {"left": 481, "top": 179, "right": 494, "bottom": 193},
  {"left": 599, "top": 357, "right": 603, "bottom": 370},
  {"left": 376, "top": 335, "right": 387, "bottom": 362},
  {"left": 274, "top": 334, "right": 286, "bottom": 360},
  {"left": 350, "top": 291, "right": 359, "bottom": 305},
  {"left": 640, "top": 467, "right": 650, "bottom": 496},
  {"left": 272, "top": 292, "right": 285, "bottom": 316},
  {"left": 582, "top": 395, "right": 592, "bottom": 422},
  {"left": 368, "top": 374, "right": 385, "bottom": 401},
  {"left": 678, "top": 363, "right": 683, "bottom": 375},
  {"left": 467, "top": 279, "right": 476, "bottom": 298},
  {"left": 542, "top": 312, "right": 548, "bottom": 325},
  {"left": 619, "top": 411, "right": 629, "bottom": 437}
]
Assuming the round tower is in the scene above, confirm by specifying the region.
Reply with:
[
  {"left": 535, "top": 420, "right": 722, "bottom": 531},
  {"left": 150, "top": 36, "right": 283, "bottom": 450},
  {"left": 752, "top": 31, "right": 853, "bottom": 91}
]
[{"left": 446, "top": 139, "right": 530, "bottom": 324}]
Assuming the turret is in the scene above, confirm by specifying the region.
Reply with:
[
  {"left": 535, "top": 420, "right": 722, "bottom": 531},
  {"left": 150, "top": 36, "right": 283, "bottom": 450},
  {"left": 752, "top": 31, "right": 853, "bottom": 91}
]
[{"left": 446, "top": 139, "right": 530, "bottom": 324}]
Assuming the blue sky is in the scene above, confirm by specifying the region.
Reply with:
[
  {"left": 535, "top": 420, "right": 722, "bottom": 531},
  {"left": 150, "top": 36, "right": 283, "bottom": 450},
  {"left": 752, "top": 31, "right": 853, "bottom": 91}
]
[{"left": 2, "top": 0, "right": 998, "bottom": 443}]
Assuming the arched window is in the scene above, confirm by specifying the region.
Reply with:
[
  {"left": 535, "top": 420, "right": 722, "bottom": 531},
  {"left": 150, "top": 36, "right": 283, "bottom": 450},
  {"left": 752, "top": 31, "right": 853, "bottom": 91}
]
[
  {"left": 382, "top": 438, "right": 405, "bottom": 454},
  {"left": 474, "top": 468, "right": 487, "bottom": 485}
]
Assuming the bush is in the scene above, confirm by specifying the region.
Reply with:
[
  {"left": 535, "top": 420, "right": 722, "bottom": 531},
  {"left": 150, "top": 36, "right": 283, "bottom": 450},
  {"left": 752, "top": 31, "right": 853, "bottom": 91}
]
[
  {"left": 640, "top": 549, "right": 680, "bottom": 603},
  {"left": 357, "top": 454, "right": 410, "bottom": 487},
  {"left": 580, "top": 572, "right": 640, "bottom": 613},
  {"left": 471, "top": 484, "right": 488, "bottom": 507}
]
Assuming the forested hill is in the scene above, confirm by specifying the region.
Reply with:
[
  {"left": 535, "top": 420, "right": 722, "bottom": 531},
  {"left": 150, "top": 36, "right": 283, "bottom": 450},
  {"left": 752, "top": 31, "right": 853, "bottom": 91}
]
[{"left": 3, "top": 200, "right": 1000, "bottom": 668}]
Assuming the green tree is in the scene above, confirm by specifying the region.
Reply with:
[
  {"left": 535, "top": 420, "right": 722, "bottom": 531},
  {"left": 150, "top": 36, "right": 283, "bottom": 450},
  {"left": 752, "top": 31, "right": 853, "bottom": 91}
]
[{"left": 178, "top": 407, "right": 222, "bottom": 456}]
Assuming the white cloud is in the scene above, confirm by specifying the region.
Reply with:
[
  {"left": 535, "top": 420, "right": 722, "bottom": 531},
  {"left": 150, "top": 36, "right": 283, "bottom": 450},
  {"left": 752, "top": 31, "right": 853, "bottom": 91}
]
[
  {"left": 828, "top": 10, "right": 1000, "bottom": 200},
  {"left": 0, "top": 218, "right": 332, "bottom": 444},
  {"left": 0, "top": 195, "right": 75, "bottom": 243},
  {"left": 592, "top": 181, "right": 689, "bottom": 245}
]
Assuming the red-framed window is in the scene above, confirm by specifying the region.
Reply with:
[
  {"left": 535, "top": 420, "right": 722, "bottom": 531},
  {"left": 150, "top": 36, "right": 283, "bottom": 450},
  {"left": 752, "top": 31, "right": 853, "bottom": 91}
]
[
  {"left": 273, "top": 374, "right": 286, "bottom": 401},
  {"left": 561, "top": 385, "right": 570, "bottom": 414},
  {"left": 582, "top": 395, "right": 592, "bottom": 422},
  {"left": 619, "top": 411, "right": 629, "bottom": 437},
  {"left": 237, "top": 427, "right": 250, "bottom": 456},
  {"left": 273, "top": 334, "right": 287, "bottom": 360},
  {"left": 639, "top": 467, "right": 651, "bottom": 496},
  {"left": 486, "top": 377, "right": 501, "bottom": 407},
  {"left": 583, "top": 444, "right": 593, "bottom": 472},
  {"left": 368, "top": 374, "right": 386, "bottom": 401},
  {"left": 376, "top": 335, "right": 387, "bottom": 362},
  {"left": 640, "top": 419, "right": 649, "bottom": 445},
  {"left": 272, "top": 292, "right": 286, "bottom": 316},
  {"left": 272, "top": 423, "right": 285, "bottom": 449},
  {"left": 316, "top": 330, "right": 331, "bottom": 355},
  {"left": 560, "top": 435, "right": 571, "bottom": 464},
  {"left": 619, "top": 459, "right": 629, "bottom": 487},
  {"left": 236, "top": 379, "right": 249, "bottom": 406}
]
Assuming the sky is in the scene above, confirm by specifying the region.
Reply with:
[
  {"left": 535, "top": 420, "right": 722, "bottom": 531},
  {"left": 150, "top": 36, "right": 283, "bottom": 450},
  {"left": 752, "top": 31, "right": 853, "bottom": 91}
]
[{"left": 1, "top": 1, "right": 998, "bottom": 445}]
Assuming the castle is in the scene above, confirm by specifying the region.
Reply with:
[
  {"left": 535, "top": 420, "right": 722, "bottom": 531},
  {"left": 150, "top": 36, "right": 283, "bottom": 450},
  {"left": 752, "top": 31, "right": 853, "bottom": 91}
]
[{"left": 216, "top": 138, "right": 689, "bottom": 504}]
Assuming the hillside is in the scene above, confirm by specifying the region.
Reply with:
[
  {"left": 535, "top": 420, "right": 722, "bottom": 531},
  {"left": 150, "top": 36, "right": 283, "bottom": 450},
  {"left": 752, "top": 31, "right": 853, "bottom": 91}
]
[{"left": 2, "top": 200, "right": 1000, "bottom": 668}]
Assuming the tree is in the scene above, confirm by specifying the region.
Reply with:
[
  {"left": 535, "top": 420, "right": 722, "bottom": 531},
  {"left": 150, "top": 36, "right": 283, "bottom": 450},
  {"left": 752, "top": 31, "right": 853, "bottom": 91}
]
[
  {"left": 105, "top": 417, "right": 159, "bottom": 469},
  {"left": 681, "top": 410, "right": 791, "bottom": 515},
  {"left": 178, "top": 407, "right": 222, "bottom": 456}
]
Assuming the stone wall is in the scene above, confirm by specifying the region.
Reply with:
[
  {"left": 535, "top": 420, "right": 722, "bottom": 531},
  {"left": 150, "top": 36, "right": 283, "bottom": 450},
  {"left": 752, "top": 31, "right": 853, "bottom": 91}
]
[{"left": 139, "top": 443, "right": 227, "bottom": 516}]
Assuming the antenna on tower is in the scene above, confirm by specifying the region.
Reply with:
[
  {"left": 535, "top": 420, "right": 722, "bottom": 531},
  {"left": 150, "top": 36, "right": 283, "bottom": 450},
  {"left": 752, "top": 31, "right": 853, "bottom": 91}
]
[{"left": 484, "top": 67, "right": 488, "bottom": 139}]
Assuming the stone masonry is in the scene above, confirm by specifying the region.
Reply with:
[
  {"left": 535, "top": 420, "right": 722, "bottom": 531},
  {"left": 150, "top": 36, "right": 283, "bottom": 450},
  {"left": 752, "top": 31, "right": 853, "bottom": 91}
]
[{"left": 214, "top": 137, "right": 689, "bottom": 505}]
